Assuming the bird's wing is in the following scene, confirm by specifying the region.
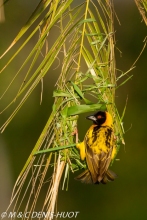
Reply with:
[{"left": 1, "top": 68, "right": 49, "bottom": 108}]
[
  {"left": 85, "top": 126, "right": 113, "bottom": 183},
  {"left": 85, "top": 146, "right": 113, "bottom": 183}
]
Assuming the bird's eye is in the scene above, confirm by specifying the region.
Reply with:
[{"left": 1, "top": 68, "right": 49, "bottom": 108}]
[{"left": 97, "top": 115, "right": 102, "bottom": 119}]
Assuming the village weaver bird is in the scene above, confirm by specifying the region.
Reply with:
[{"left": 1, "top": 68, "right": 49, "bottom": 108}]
[{"left": 75, "top": 111, "right": 117, "bottom": 184}]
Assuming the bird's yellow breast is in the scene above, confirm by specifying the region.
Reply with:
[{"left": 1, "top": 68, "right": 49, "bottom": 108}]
[{"left": 85, "top": 125, "right": 113, "bottom": 155}]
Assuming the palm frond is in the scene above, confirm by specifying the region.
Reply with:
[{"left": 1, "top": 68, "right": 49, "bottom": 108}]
[
  {"left": 135, "top": 0, "right": 147, "bottom": 25},
  {"left": 1, "top": 0, "right": 126, "bottom": 218}
]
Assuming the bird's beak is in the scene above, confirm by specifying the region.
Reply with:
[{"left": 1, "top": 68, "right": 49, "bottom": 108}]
[{"left": 86, "top": 115, "right": 97, "bottom": 122}]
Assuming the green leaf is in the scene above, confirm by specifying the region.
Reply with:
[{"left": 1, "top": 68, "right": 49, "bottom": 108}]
[
  {"left": 70, "top": 81, "right": 84, "bottom": 98},
  {"left": 53, "top": 90, "right": 71, "bottom": 97},
  {"left": 78, "top": 18, "right": 96, "bottom": 25},
  {"left": 70, "top": 81, "right": 92, "bottom": 104},
  {"left": 60, "top": 106, "right": 68, "bottom": 118},
  {"left": 67, "top": 103, "right": 106, "bottom": 116},
  {"left": 34, "top": 143, "right": 76, "bottom": 155}
]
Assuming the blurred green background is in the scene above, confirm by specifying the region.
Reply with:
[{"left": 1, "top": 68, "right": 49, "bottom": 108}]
[{"left": 0, "top": 0, "right": 147, "bottom": 219}]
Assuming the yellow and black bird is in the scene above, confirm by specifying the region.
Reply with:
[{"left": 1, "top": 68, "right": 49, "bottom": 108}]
[{"left": 76, "top": 111, "right": 117, "bottom": 184}]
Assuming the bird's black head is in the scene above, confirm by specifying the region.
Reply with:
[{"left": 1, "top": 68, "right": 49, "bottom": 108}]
[{"left": 86, "top": 111, "right": 106, "bottom": 125}]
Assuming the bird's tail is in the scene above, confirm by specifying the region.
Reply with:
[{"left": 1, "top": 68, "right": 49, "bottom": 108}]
[
  {"left": 75, "top": 169, "right": 117, "bottom": 184},
  {"left": 75, "top": 169, "right": 93, "bottom": 184},
  {"left": 101, "top": 169, "right": 117, "bottom": 184}
]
